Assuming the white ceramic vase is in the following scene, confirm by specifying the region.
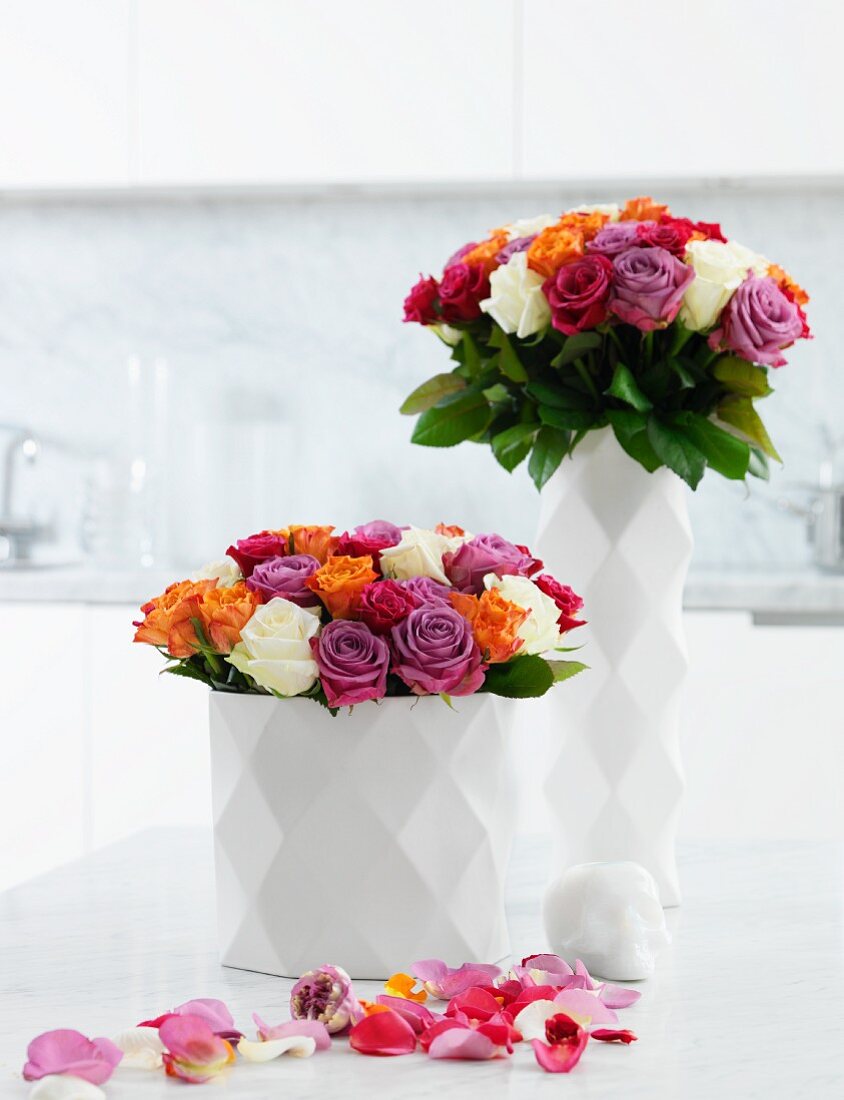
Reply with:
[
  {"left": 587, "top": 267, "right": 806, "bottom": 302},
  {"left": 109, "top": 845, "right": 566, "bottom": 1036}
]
[
  {"left": 535, "top": 428, "right": 692, "bottom": 906},
  {"left": 208, "top": 692, "right": 516, "bottom": 980}
]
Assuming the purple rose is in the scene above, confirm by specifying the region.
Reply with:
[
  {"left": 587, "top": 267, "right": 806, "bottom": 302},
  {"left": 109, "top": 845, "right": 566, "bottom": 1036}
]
[
  {"left": 496, "top": 235, "right": 537, "bottom": 264},
  {"left": 400, "top": 576, "right": 454, "bottom": 607},
  {"left": 246, "top": 554, "right": 321, "bottom": 607},
  {"left": 390, "top": 606, "right": 485, "bottom": 696},
  {"left": 609, "top": 246, "right": 695, "bottom": 332},
  {"left": 586, "top": 221, "right": 649, "bottom": 257},
  {"left": 311, "top": 619, "right": 390, "bottom": 708},
  {"left": 336, "top": 519, "right": 404, "bottom": 564},
  {"left": 443, "top": 533, "right": 539, "bottom": 594},
  {"left": 444, "top": 241, "right": 478, "bottom": 269},
  {"left": 708, "top": 275, "right": 803, "bottom": 368}
]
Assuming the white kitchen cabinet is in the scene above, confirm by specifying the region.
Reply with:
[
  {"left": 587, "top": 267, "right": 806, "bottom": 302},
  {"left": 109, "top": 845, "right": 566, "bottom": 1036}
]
[
  {"left": 521, "top": 0, "right": 844, "bottom": 178},
  {"left": 0, "top": 1, "right": 130, "bottom": 188},
  {"left": 134, "top": 0, "right": 515, "bottom": 184}
]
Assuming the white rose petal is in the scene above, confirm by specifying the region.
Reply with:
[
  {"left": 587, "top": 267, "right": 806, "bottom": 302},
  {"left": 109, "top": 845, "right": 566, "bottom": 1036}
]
[
  {"left": 237, "top": 1036, "right": 316, "bottom": 1062},
  {"left": 680, "top": 238, "right": 770, "bottom": 332},
  {"left": 29, "top": 1078, "right": 105, "bottom": 1100},
  {"left": 485, "top": 574, "right": 562, "bottom": 655},
  {"left": 513, "top": 1000, "right": 560, "bottom": 1041},
  {"left": 191, "top": 558, "right": 243, "bottom": 587},
  {"left": 111, "top": 1027, "right": 165, "bottom": 1070},
  {"left": 227, "top": 597, "right": 320, "bottom": 696},
  {"left": 566, "top": 203, "right": 621, "bottom": 222},
  {"left": 506, "top": 214, "right": 557, "bottom": 241},
  {"left": 480, "top": 252, "right": 551, "bottom": 339},
  {"left": 379, "top": 527, "right": 463, "bottom": 586}
]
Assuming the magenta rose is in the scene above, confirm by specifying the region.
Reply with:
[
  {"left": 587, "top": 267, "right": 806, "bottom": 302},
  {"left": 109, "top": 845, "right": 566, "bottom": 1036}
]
[
  {"left": 438, "top": 262, "right": 490, "bottom": 323},
  {"left": 543, "top": 254, "right": 614, "bottom": 335},
  {"left": 400, "top": 576, "right": 454, "bottom": 607},
  {"left": 535, "top": 574, "right": 586, "bottom": 632},
  {"left": 336, "top": 520, "right": 404, "bottom": 566},
  {"left": 390, "top": 606, "right": 485, "bottom": 696},
  {"left": 246, "top": 554, "right": 321, "bottom": 607},
  {"left": 226, "top": 531, "right": 289, "bottom": 578},
  {"left": 311, "top": 620, "right": 390, "bottom": 708},
  {"left": 403, "top": 275, "right": 440, "bottom": 325},
  {"left": 635, "top": 217, "right": 694, "bottom": 255},
  {"left": 586, "top": 221, "right": 646, "bottom": 257},
  {"left": 609, "top": 246, "right": 695, "bottom": 332},
  {"left": 443, "top": 533, "right": 540, "bottom": 594},
  {"left": 357, "top": 580, "right": 419, "bottom": 635},
  {"left": 707, "top": 275, "right": 804, "bottom": 368}
]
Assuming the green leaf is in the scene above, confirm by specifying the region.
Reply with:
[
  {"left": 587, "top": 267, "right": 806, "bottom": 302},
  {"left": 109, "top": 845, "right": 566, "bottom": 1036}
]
[
  {"left": 482, "top": 382, "right": 510, "bottom": 404},
  {"left": 666, "top": 357, "right": 698, "bottom": 389},
  {"left": 605, "top": 409, "right": 662, "bottom": 473},
  {"left": 162, "top": 661, "right": 214, "bottom": 687},
  {"left": 676, "top": 413, "right": 750, "bottom": 481},
  {"left": 545, "top": 659, "right": 589, "bottom": 683},
  {"left": 551, "top": 331, "right": 602, "bottom": 368},
  {"left": 712, "top": 356, "right": 773, "bottom": 398},
  {"left": 525, "top": 382, "right": 592, "bottom": 410},
  {"left": 461, "top": 332, "right": 483, "bottom": 379},
  {"left": 411, "top": 390, "right": 492, "bottom": 448},
  {"left": 605, "top": 362, "right": 653, "bottom": 412},
  {"left": 716, "top": 396, "right": 781, "bottom": 462},
  {"left": 487, "top": 326, "right": 529, "bottom": 382},
  {"left": 646, "top": 416, "right": 707, "bottom": 489},
  {"left": 400, "top": 372, "right": 467, "bottom": 415},
  {"left": 482, "top": 654, "right": 555, "bottom": 698},
  {"left": 528, "top": 426, "right": 570, "bottom": 490},
  {"left": 491, "top": 423, "right": 537, "bottom": 472},
  {"left": 538, "top": 405, "right": 596, "bottom": 431}
]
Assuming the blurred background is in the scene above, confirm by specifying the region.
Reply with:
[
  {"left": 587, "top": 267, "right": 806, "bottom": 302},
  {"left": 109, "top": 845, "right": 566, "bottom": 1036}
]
[{"left": 1, "top": 1, "right": 842, "bottom": 889}]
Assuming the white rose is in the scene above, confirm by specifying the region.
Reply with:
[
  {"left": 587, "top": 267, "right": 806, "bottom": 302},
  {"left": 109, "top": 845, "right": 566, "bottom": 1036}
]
[
  {"left": 227, "top": 597, "right": 320, "bottom": 696},
  {"left": 505, "top": 214, "right": 557, "bottom": 241},
  {"left": 485, "top": 573, "right": 562, "bottom": 655},
  {"left": 480, "top": 252, "right": 551, "bottom": 339},
  {"left": 379, "top": 527, "right": 463, "bottom": 585},
  {"left": 680, "top": 239, "right": 770, "bottom": 332},
  {"left": 566, "top": 203, "right": 621, "bottom": 222},
  {"left": 191, "top": 558, "right": 242, "bottom": 587}
]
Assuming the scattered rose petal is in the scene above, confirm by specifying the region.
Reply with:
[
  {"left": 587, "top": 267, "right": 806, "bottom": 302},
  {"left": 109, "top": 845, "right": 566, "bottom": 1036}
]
[
  {"left": 553, "top": 988, "right": 619, "bottom": 1027},
  {"left": 411, "top": 959, "right": 502, "bottom": 1000},
  {"left": 592, "top": 1028, "right": 638, "bottom": 1044},
  {"left": 513, "top": 1000, "right": 561, "bottom": 1041},
  {"left": 252, "top": 1015, "right": 331, "bottom": 1050},
  {"left": 237, "top": 1036, "right": 315, "bottom": 1061},
  {"left": 445, "top": 986, "right": 504, "bottom": 1023},
  {"left": 374, "top": 996, "right": 437, "bottom": 1033},
  {"left": 28, "top": 1078, "right": 106, "bottom": 1100},
  {"left": 532, "top": 1012, "right": 590, "bottom": 1073},
  {"left": 160, "top": 1015, "right": 235, "bottom": 1083},
  {"left": 383, "top": 973, "right": 427, "bottom": 1003},
  {"left": 598, "top": 984, "right": 642, "bottom": 1009},
  {"left": 138, "top": 998, "right": 241, "bottom": 1040},
  {"left": 110, "top": 1028, "right": 165, "bottom": 1070},
  {"left": 427, "top": 1027, "right": 499, "bottom": 1060},
  {"left": 23, "top": 1031, "right": 123, "bottom": 1085},
  {"left": 508, "top": 985, "right": 564, "bottom": 1018},
  {"left": 349, "top": 1009, "right": 417, "bottom": 1056}
]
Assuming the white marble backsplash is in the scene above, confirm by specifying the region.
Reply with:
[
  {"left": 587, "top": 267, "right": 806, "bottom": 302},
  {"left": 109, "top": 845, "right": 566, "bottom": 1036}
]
[{"left": 0, "top": 182, "right": 841, "bottom": 571}]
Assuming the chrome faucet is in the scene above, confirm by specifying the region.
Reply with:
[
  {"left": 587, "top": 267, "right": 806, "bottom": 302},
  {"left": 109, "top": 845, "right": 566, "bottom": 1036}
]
[{"left": 0, "top": 426, "right": 52, "bottom": 564}]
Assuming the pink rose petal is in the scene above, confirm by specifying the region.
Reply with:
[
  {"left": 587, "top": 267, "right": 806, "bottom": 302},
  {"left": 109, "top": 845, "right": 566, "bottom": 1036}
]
[
  {"left": 427, "top": 1027, "right": 499, "bottom": 1060},
  {"left": 159, "top": 1015, "right": 234, "bottom": 1083},
  {"left": 252, "top": 1014, "right": 331, "bottom": 1050},
  {"left": 532, "top": 1034, "right": 589, "bottom": 1073},
  {"left": 374, "top": 996, "right": 437, "bottom": 1034},
  {"left": 553, "top": 988, "right": 619, "bottom": 1026},
  {"left": 23, "top": 1031, "right": 123, "bottom": 1085},
  {"left": 592, "top": 1028, "right": 638, "bottom": 1044},
  {"left": 411, "top": 959, "right": 501, "bottom": 999},
  {"left": 349, "top": 1010, "right": 416, "bottom": 1057}
]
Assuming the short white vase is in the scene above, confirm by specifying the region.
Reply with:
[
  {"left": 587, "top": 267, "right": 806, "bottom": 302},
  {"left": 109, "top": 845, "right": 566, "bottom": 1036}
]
[
  {"left": 208, "top": 692, "right": 516, "bottom": 979},
  {"left": 535, "top": 428, "right": 692, "bottom": 906}
]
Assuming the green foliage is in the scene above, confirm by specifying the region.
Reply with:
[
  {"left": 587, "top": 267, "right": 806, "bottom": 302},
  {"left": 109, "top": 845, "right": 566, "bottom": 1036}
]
[
  {"left": 481, "top": 654, "right": 555, "bottom": 698},
  {"left": 400, "top": 372, "right": 466, "bottom": 414},
  {"left": 528, "top": 426, "right": 570, "bottom": 490},
  {"left": 411, "top": 389, "right": 492, "bottom": 447}
]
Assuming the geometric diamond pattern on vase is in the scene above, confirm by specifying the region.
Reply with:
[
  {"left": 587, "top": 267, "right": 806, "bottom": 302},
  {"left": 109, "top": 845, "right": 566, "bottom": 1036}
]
[
  {"left": 534, "top": 429, "right": 692, "bottom": 906},
  {"left": 209, "top": 692, "right": 517, "bottom": 979}
]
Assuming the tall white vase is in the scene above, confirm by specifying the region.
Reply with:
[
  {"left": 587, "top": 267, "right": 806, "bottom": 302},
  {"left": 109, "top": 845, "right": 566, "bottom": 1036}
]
[
  {"left": 209, "top": 692, "right": 516, "bottom": 979},
  {"left": 535, "top": 428, "right": 692, "bottom": 906}
]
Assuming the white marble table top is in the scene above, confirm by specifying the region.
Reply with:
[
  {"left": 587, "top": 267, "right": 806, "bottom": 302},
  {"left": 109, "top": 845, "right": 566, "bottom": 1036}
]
[{"left": 1, "top": 830, "right": 842, "bottom": 1098}]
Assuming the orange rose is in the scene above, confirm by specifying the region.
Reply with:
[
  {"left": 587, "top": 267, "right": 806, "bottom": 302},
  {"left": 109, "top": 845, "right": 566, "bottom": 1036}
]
[
  {"left": 133, "top": 579, "right": 215, "bottom": 651},
  {"left": 620, "top": 196, "right": 671, "bottom": 222},
  {"left": 288, "top": 525, "right": 340, "bottom": 563},
  {"left": 450, "top": 588, "right": 528, "bottom": 664},
  {"left": 305, "top": 555, "right": 378, "bottom": 619},
  {"left": 435, "top": 522, "right": 466, "bottom": 538},
  {"left": 556, "top": 211, "right": 609, "bottom": 242},
  {"left": 526, "top": 226, "right": 585, "bottom": 278},
  {"left": 177, "top": 581, "right": 260, "bottom": 656},
  {"left": 768, "top": 263, "right": 809, "bottom": 306},
  {"left": 461, "top": 230, "right": 509, "bottom": 275}
]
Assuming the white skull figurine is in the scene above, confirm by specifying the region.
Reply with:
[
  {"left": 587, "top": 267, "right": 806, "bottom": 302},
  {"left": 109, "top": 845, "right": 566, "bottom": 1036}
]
[{"left": 542, "top": 861, "right": 670, "bottom": 981}]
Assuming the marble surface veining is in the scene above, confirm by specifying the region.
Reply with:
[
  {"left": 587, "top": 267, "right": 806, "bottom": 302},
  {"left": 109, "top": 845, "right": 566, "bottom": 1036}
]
[{"left": 0, "top": 828, "right": 841, "bottom": 1098}]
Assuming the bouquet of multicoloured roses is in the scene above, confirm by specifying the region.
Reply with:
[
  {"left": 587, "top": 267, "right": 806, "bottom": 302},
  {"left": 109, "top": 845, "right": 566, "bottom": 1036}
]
[
  {"left": 134, "top": 522, "right": 586, "bottom": 711},
  {"left": 402, "top": 196, "right": 810, "bottom": 489}
]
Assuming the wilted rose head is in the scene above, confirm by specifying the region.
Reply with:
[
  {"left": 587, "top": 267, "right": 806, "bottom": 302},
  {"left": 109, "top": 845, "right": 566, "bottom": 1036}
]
[{"left": 290, "top": 965, "right": 363, "bottom": 1034}]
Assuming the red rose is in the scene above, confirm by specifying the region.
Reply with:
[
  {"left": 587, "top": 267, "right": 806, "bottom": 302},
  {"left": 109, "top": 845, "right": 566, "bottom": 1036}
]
[
  {"left": 637, "top": 218, "right": 695, "bottom": 254},
  {"left": 403, "top": 274, "right": 440, "bottom": 325},
  {"left": 336, "top": 533, "right": 392, "bottom": 568},
  {"left": 357, "top": 580, "right": 420, "bottom": 635},
  {"left": 515, "top": 544, "right": 544, "bottom": 576},
  {"left": 542, "top": 255, "right": 613, "bottom": 335},
  {"left": 437, "top": 262, "right": 490, "bottom": 323},
  {"left": 535, "top": 574, "right": 586, "bottom": 632},
  {"left": 226, "top": 531, "right": 288, "bottom": 578},
  {"left": 692, "top": 220, "right": 726, "bottom": 243}
]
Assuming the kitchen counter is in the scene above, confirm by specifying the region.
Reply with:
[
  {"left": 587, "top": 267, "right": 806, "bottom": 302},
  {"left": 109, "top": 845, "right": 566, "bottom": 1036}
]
[{"left": 1, "top": 829, "right": 841, "bottom": 1097}]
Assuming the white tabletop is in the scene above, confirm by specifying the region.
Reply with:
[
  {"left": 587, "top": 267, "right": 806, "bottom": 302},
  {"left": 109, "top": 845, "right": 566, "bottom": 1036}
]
[{"left": 1, "top": 830, "right": 841, "bottom": 1098}]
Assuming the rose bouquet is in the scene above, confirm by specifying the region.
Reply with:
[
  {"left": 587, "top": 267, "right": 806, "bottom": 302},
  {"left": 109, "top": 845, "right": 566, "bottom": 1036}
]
[
  {"left": 401, "top": 196, "right": 810, "bottom": 490},
  {"left": 134, "top": 522, "right": 586, "bottom": 712}
]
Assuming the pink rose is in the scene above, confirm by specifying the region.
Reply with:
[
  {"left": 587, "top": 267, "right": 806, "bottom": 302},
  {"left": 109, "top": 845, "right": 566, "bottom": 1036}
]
[
  {"left": 357, "top": 580, "right": 419, "bottom": 635},
  {"left": 534, "top": 574, "right": 586, "bottom": 632},
  {"left": 708, "top": 274, "right": 804, "bottom": 368},
  {"left": 226, "top": 530, "right": 288, "bottom": 577},
  {"left": 444, "top": 533, "right": 540, "bottom": 594}
]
